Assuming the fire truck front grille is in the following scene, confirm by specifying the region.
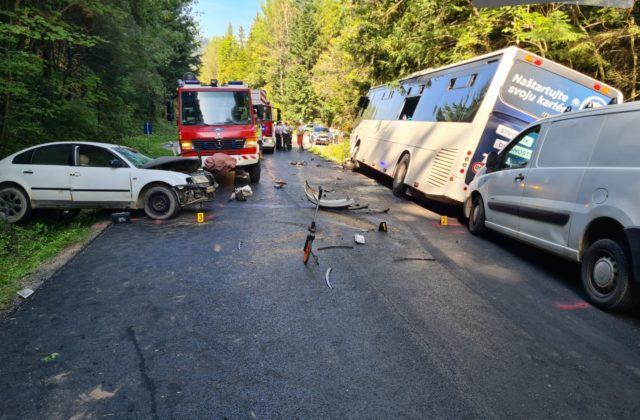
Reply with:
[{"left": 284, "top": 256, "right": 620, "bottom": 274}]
[{"left": 193, "top": 139, "right": 245, "bottom": 151}]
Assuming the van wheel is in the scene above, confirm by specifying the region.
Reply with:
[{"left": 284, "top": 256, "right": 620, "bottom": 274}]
[
  {"left": 468, "top": 195, "right": 486, "bottom": 236},
  {"left": 0, "top": 185, "right": 32, "bottom": 223},
  {"left": 392, "top": 155, "right": 409, "bottom": 196},
  {"left": 582, "top": 239, "right": 638, "bottom": 311},
  {"left": 247, "top": 163, "right": 261, "bottom": 183},
  {"left": 351, "top": 144, "right": 360, "bottom": 171},
  {"left": 144, "top": 185, "right": 178, "bottom": 220}
]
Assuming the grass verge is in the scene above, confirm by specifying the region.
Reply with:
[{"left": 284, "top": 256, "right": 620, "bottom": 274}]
[
  {"left": 308, "top": 141, "right": 350, "bottom": 163},
  {"left": 0, "top": 123, "right": 176, "bottom": 311},
  {"left": 0, "top": 211, "right": 97, "bottom": 310}
]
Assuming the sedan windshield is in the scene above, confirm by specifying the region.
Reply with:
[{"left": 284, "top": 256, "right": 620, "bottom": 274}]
[
  {"left": 314, "top": 127, "right": 330, "bottom": 133},
  {"left": 181, "top": 91, "right": 252, "bottom": 126},
  {"left": 114, "top": 147, "right": 153, "bottom": 168}
]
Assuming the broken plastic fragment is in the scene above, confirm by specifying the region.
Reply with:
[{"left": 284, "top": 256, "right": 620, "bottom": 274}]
[
  {"left": 17, "top": 288, "right": 34, "bottom": 299},
  {"left": 325, "top": 267, "right": 333, "bottom": 289},
  {"left": 304, "top": 180, "right": 355, "bottom": 209}
]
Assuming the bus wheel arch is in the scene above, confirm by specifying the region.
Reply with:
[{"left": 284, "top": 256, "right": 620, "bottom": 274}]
[
  {"left": 351, "top": 140, "right": 361, "bottom": 171},
  {"left": 392, "top": 152, "right": 411, "bottom": 197}
]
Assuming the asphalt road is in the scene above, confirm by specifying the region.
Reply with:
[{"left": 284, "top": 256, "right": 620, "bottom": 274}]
[{"left": 1, "top": 149, "right": 640, "bottom": 419}]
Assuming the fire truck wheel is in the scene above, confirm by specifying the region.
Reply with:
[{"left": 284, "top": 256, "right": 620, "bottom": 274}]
[
  {"left": 143, "top": 185, "right": 178, "bottom": 220},
  {"left": 247, "top": 163, "right": 261, "bottom": 183}
]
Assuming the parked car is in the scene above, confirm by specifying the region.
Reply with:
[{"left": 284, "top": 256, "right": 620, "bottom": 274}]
[
  {"left": 0, "top": 142, "right": 217, "bottom": 223},
  {"left": 464, "top": 102, "right": 640, "bottom": 311},
  {"left": 310, "top": 126, "right": 332, "bottom": 145}
]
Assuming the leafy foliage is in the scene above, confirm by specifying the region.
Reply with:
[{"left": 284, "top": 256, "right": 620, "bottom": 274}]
[
  {"left": 199, "top": 0, "right": 640, "bottom": 131},
  {"left": 0, "top": 0, "right": 200, "bottom": 157}
]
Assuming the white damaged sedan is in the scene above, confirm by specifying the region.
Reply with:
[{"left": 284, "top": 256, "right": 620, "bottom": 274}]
[{"left": 0, "top": 141, "right": 217, "bottom": 223}]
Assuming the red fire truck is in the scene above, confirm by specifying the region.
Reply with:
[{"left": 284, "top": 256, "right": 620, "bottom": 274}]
[
  {"left": 251, "top": 89, "right": 277, "bottom": 153},
  {"left": 176, "top": 73, "right": 261, "bottom": 182}
]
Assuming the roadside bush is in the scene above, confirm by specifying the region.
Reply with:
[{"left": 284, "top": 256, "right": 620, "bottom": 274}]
[{"left": 309, "top": 140, "right": 350, "bottom": 162}]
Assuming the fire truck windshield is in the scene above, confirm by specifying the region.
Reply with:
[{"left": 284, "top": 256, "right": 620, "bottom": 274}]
[{"left": 181, "top": 91, "right": 251, "bottom": 126}]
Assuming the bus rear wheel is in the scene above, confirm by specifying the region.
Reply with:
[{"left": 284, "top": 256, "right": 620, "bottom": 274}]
[{"left": 392, "top": 155, "right": 409, "bottom": 196}]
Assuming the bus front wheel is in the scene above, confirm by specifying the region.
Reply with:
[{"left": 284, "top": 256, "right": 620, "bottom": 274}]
[{"left": 392, "top": 155, "right": 409, "bottom": 196}]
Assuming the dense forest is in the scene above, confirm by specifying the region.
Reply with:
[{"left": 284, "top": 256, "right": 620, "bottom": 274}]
[
  {"left": 2, "top": 0, "right": 639, "bottom": 156},
  {"left": 0, "top": 0, "right": 200, "bottom": 156}
]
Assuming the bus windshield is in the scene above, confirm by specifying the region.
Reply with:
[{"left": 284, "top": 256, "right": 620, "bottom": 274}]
[
  {"left": 500, "top": 60, "right": 614, "bottom": 118},
  {"left": 181, "top": 91, "right": 252, "bottom": 126}
]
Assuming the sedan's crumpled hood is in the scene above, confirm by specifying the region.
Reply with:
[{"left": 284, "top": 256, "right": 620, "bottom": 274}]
[{"left": 141, "top": 156, "right": 200, "bottom": 173}]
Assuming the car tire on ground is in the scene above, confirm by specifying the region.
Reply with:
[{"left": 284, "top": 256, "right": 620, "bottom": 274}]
[
  {"left": 0, "top": 184, "right": 32, "bottom": 223},
  {"left": 468, "top": 194, "right": 487, "bottom": 236},
  {"left": 143, "top": 185, "right": 179, "bottom": 220},
  {"left": 581, "top": 238, "right": 638, "bottom": 311},
  {"left": 247, "top": 163, "right": 261, "bottom": 183},
  {"left": 392, "top": 155, "right": 410, "bottom": 196}
]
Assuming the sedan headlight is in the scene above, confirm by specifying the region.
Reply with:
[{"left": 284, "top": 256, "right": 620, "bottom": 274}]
[{"left": 192, "top": 174, "right": 210, "bottom": 184}]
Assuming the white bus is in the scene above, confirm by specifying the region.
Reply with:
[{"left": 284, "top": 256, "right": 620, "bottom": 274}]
[{"left": 350, "top": 46, "right": 622, "bottom": 204}]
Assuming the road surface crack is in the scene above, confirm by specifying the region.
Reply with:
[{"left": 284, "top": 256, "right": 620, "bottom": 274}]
[{"left": 127, "top": 326, "right": 159, "bottom": 420}]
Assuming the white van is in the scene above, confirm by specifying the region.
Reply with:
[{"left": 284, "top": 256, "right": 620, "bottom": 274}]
[{"left": 464, "top": 101, "right": 640, "bottom": 311}]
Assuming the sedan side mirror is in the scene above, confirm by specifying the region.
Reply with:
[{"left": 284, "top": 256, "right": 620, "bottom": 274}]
[
  {"left": 485, "top": 151, "right": 499, "bottom": 172},
  {"left": 109, "top": 159, "right": 125, "bottom": 168}
]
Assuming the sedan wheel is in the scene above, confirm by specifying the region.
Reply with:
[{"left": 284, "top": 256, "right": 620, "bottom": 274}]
[
  {"left": 0, "top": 185, "right": 31, "bottom": 223},
  {"left": 143, "top": 185, "right": 178, "bottom": 220}
]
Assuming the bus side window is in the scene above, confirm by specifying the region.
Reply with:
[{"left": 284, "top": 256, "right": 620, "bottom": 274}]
[{"left": 399, "top": 96, "right": 420, "bottom": 120}]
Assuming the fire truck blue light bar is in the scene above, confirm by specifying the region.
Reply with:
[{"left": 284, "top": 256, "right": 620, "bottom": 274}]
[{"left": 473, "top": 0, "right": 633, "bottom": 7}]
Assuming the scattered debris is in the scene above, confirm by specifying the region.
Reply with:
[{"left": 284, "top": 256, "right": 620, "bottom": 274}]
[
  {"left": 346, "top": 204, "right": 390, "bottom": 213},
  {"left": 229, "top": 185, "right": 253, "bottom": 201},
  {"left": 393, "top": 257, "right": 436, "bottom": 262},
  {"left": 111, "top": 212, "right": 131, "bottom": 224},
  {"left": 316, "top": 164, "right": 322, "bottom": 167},
  {"left": 317, "top": 245, "right": 355, "bottom": 251},
  {"left": 274, "top": 178, "right": 287, "bottom": 185},
  {"left": 336, "top": 177, "right": 342, "bottom": 180},
  {"left": 17, "top": 288, "right": 34, "bottom": 299},
  {"left": 274, "top": 184, "right": 284, "bottom": 189},
  {"left": 378, "top": 221, "right": 388, "bottom": 232},
  {"left": 290, "top": 160, "right": 307, "bottom": 166},
  {"left": 237, "top": 240, "right": 243, "bottom": 250},
  {"left": 325, "top": 267, "right": 333, "bottom": 289},
  {"left": 354, "top": 234, "right": 366, "bottom": 244},
  {"left": 41, "top": 352, "right": 60, "bottom": 363},
  {"left": 304, "top": 180, "right": 356, "bottom": 209}
]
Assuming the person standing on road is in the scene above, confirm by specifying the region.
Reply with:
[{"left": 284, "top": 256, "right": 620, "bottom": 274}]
[
  {"left": 283, "top": 122, "right": 292, "bottom": 151},
  {"left": 296, "top": 120, "right": 305, "bottom": 152},
  {"left": 275, "top": 121, "right": 283, "bottom": 151}
]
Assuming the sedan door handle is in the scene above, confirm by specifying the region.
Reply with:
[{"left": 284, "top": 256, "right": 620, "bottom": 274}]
[
  {"left": 515, "top": 173, "right": 525, "bottom": 182},
  {"left": 23, "top": 170, "right": 33, "bottom": 174}
]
